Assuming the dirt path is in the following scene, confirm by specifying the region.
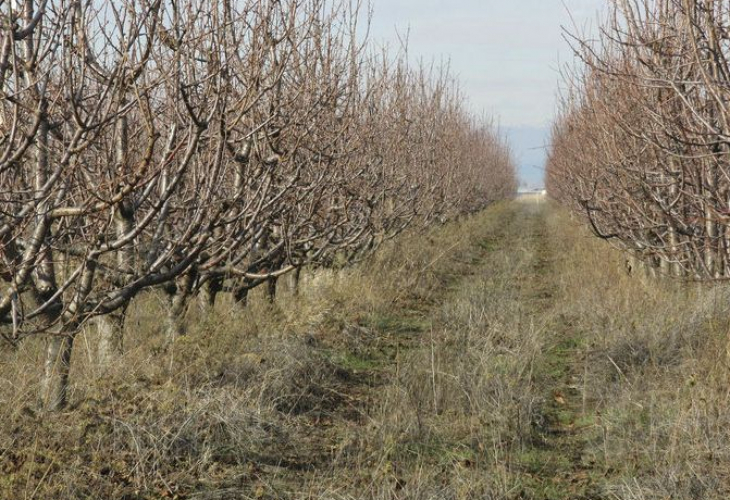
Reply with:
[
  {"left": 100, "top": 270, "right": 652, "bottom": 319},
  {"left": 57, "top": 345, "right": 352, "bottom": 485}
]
[
  {"left": 510, "top": 200, "right": 603, "bottom": 499},
  {"left": 343, "top": 200, "right": 607, "bottom": 499},
  {"left": 350, "top": 200, "right": 606, "bottom": 499}
]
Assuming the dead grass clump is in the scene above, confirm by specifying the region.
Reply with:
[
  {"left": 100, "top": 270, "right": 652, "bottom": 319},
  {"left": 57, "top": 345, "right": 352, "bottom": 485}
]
[{"left": 249, "top": 341, "right": 349, "bottom": 416}]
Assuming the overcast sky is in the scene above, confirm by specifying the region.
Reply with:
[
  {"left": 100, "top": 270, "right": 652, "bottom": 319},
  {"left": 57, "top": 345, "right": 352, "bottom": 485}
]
[{"left": 368, "top": 0, "right": 605, "bottom": 188}]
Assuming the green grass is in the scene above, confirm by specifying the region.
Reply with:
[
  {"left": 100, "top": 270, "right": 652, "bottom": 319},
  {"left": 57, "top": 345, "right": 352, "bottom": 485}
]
[
  {"left": 333, "top": 351, "right": 383, "bottom": 371},
  {"left": 362, "top": 312, "right": 431, "bottom": 335}
]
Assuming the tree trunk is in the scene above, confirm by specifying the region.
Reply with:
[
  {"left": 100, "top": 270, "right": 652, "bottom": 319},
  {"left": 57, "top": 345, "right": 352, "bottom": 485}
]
[
  {"left": 199, "top": 275, "right": 222, "bottom": 314},
  {"left": 41, "top": 334, "right": 75, "bottom": 411},
  {"left": 267, "top": 276, "right": 278, "bottom": 303},
  {"left": 233, "top": 282, "right": 250, "bottom": 307},
  {"left": 166, "top": 292, "right": 189, "bottom": 343},
  {"left": 667, "top": 169, "right": 682, "bottom": 278},
  {"left": 105, "top": 107, "right": 135, "bottom": 366},
  {"left": 659, "top": 256, "right": 670, "bottom": 278},
  {"left": 705, "top": 193, "right": 718, "bottom": 278},
  {"left": 165, "top": 271, "right": 195, "bottom": 343},
  {"left": 290, "top": 267, "right": 301, "bottom": 296},
  {"left": 97, "top": 313, "right": 125, "bottom": 369}
]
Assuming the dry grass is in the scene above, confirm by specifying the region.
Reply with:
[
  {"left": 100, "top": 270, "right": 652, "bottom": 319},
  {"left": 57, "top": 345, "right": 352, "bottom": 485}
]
[
  {"left": 4, "top": 201, "right": 730, "bottom": 499},
  {"left": 0, "top": 202, "right": 538, "bottom": 499},
  {"left": 545, "top": 208, "right": 730, "bottom": 499}
]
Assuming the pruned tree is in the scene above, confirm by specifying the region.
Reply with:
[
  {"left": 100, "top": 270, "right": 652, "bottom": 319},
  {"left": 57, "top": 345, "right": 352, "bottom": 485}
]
[
  {"left": 549, "top": 0, "right": 730, "bottom": 281},
  {"left": 0, "top": 0, "right": 517, "bottom": 411}
]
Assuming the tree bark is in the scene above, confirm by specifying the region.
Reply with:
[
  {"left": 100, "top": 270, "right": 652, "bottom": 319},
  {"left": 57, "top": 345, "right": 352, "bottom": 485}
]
[
  {"left": 165, "top": 271, "right": 195, "bottom": 343},
  {"left": 98, "top": 111, "right": 135, "bottom": 366},
  {"left": 166, "top": 300, "right": 187, "bottom": 342},
  {"left": 233, "top": 282, "right": 250, "bottom": 307},
  {"left": 41, "top": 333, "right": 75, "bottom": 411},
  {"left": 97, "top": 312, "right": 125, "bottom": 368},
  {"left": 290, "top": 267, "right": 301, "bottom": 296},
  {"left": 267, "top": 276, "right": 278, "bottom": 303},
  {"left": 199, "top": 275, "right": 222, "bottom": 314},
  {"left": 659, "top": 256, "right": 670, "bottom": 278}
]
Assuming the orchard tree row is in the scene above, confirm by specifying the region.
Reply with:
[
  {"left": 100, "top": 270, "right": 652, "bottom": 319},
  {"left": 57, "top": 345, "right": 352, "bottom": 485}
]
[
  {"left": 548, "top": 0, "right": 730, "bottom": 279},
  {"left": 0, "top": 0, "right": 516, "bottom": 409}
]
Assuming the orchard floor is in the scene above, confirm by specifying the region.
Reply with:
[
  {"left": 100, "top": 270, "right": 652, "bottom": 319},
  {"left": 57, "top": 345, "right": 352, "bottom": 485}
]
[{"left": 3, "top": 200, "right": 730, "bottom": 499}]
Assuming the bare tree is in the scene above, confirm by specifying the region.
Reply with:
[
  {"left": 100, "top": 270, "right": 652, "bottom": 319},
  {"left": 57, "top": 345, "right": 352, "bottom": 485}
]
[
  {"left": 549, "top": 0, "right": 730, "bottom": 281},
  {"left": 0, "top": 0, "right": 517, "bottom": 411}
]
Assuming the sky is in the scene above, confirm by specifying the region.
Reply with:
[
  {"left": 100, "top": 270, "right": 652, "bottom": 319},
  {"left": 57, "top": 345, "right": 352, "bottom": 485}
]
[{"left": 368, "top": 0, "right": 605, "bottom": 189}]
